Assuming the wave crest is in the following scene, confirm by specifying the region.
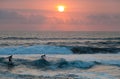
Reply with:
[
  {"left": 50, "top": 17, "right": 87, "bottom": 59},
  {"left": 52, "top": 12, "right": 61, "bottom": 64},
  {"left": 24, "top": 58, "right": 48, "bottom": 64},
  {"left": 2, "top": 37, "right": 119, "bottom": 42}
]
[{"left": 0, "top": 57, "right": 119, "bottom": 70}]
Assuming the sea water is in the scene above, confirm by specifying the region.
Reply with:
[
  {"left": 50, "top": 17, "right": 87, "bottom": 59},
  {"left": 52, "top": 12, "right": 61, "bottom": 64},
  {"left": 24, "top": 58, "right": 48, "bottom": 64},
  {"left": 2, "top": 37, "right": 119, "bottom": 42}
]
[
  {"left": 0, "top": 31, "right": 120, "bottom": 47},
  {"left": 0, "top": 31, "right": 120, "bottom": 54},
  {"left": 0, "top": 31, "right": 120, "bottom": 79}
]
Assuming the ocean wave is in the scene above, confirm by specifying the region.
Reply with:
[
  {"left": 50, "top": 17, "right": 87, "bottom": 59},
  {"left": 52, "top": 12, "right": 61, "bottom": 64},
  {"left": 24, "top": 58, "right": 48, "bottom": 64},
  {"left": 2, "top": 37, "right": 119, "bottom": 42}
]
[
  {"left": 0, "top": 37, "right": 39, "bottom": 40},
  {"left": 0, "top": 45, "right": 120, "bottom": 54},
  {"left": 0, "top": 45, "right": 72, "bottom": 55},
  {"left": 0, "top": 57, "right": 119, "bottom": 70},
  {"left": 0, "top": 40, "right": 120, "bottom": 48},
  {"left": 0, "top": 37, "right": 120, "bottom": 40},
  {"left": 0, "top": 71, "right": 116, "bottom": 79},
  {"left": 70, "top": 46, "right": 120, "bottom": 54},
  {"left": 32, "top": 58, "right": 95, "bottom": 69}
]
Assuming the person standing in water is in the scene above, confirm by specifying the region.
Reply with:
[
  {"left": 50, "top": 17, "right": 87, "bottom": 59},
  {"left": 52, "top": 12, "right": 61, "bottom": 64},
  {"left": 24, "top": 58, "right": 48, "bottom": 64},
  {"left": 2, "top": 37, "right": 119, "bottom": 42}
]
[
  {"left": 7, "top": 55, "right": 14, "bottom": 70},
  {"left": 7, "top": 55, "right": 13, "bottom": 63}
]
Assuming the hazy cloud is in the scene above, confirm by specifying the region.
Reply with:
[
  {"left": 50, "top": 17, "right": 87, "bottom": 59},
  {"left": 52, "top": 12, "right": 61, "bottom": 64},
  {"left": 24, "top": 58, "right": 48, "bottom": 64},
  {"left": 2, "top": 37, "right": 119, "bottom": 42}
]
[
  {"left": 0, "top": 10, "right": 47, "bottom": 24},
  {"left": 86, "top": 14, "right": 120, "bottom": 26},
  {"left": 0, "top": 9, "right": 120, "bottom": 31}
]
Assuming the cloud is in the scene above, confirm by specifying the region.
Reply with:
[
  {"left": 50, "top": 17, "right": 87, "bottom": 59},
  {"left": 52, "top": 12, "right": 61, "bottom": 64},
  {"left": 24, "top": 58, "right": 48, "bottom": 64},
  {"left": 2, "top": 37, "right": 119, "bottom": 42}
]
[
  {"left": 0, "top": 9, "right": 120, "bottom": 31},
  {"left": 86, "top": 14, "right": 120, "bottom": 26},
  {"left": 0, "top": 10, "right": 47, "bottom": 24},
  {"left": 0, "top": 10, "right": 23, "bottom": 23}
]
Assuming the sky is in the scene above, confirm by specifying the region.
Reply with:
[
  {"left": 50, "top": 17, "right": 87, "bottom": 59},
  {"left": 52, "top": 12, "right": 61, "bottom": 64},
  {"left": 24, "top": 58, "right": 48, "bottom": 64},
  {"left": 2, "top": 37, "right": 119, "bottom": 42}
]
[{"left": 0, "top": 0, "right": 120, "bottom": 31}]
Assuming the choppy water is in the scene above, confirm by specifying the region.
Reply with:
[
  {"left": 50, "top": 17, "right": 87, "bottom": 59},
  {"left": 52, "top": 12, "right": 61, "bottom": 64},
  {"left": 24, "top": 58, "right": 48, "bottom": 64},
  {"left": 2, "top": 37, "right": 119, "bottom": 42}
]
[
  {"left": 0, "top": 31, "right": 120, "bottom": 54},
  {"left": 0, "top": 31, "right": 120, "bottom": 79},
  {"left": 0, "top": 54, "right": 120, "bottom": 79}
]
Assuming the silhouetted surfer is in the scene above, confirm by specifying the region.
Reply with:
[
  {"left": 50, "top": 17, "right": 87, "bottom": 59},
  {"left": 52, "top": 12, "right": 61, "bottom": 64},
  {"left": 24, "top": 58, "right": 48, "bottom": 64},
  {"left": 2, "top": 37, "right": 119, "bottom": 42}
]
[
  {"left": 7, "top": 55, "right": 13, "bottom": 63},
  {"left": 7, "top": 55, "right": 14, "bottom": 70},
  {"left": 41, "top": 54, "right": 46, "bottom": 60},
  {"left": 40, "top": 54, "right": 50, "bottom": 66}
]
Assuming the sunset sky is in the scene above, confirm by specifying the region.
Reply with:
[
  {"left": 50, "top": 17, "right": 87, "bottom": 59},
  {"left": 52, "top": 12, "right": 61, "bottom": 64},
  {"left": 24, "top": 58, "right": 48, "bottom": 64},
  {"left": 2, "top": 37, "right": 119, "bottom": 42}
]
[{"left": 0, "top": 0, "right": 120, "bottom": 31}]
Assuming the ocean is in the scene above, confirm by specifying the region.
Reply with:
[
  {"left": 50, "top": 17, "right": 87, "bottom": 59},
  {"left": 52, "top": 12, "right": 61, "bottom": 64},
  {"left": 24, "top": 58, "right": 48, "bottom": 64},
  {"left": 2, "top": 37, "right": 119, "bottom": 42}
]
[
  {"left": 0, "top": 31, "right": 120, "bottom": 79},
  {"left": 0, "top": 31, "right": 120, "bottom": 54}
]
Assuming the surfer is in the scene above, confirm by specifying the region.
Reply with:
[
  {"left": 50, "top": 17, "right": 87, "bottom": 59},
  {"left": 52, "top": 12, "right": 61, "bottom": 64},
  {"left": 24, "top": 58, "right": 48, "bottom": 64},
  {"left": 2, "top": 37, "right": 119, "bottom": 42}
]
[
  {"left": 40, "top": 54, "right": 50, "bottom": 66},
  {"left": 41, "top": 54, "right": 46, "bottom": 60},
  {"left": 7, "top": 55, "right": 13, "bottom": 63},
  {"left": 7, "top": 55, "right": 14, "bottom": 69}
]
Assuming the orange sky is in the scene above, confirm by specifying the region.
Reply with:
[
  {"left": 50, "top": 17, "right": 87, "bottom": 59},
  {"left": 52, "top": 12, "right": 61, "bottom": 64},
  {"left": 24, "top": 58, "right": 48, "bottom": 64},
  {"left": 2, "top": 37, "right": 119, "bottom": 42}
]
[
  {"left": 0, "top": 0, "right": 120, "bottom": 31},
  {"left": 1, "top": 0, "right": 120, "bottom": 13}
]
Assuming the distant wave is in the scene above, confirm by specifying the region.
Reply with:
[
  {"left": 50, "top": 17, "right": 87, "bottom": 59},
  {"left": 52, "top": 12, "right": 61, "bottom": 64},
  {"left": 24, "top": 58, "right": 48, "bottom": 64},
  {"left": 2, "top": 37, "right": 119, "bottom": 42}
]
[
  {"left": 0, "top": 37, "right": 120, "bottom": 40},
  {"left": 0, "top": 45, "right": 72, "bottom": 55},
  {"left": 0, "top": 45, "right": 120, "bottom": 54},
  {"left": 0, "top": 41, "right": 120, "bottom": 47},
  {"left": 0, "top": 37, "right": 39, "bottom": 40},
  {"left": 70, "top": 46, "right": 120, "bottom": 54}
]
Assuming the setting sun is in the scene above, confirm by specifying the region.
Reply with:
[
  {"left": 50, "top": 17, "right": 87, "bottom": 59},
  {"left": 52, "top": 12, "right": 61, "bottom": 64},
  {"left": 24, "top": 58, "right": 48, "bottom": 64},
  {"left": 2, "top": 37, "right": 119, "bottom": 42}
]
[{"left": 57, "top": 5, "right": 65, "bottom": 12}]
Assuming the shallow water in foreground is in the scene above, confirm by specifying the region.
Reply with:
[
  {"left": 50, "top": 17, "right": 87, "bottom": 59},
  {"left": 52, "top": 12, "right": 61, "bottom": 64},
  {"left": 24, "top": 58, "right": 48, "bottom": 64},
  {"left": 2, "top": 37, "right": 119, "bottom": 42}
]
[{"left": 0, "top": 54, "right": 120, "bottom": 79}]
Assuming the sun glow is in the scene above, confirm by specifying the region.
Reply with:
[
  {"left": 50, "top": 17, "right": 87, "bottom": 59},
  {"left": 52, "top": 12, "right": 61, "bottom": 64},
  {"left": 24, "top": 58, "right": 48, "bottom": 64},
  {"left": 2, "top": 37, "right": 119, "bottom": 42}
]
[{"left": 57, "top": 5, "right": 65, "bottom": 12}]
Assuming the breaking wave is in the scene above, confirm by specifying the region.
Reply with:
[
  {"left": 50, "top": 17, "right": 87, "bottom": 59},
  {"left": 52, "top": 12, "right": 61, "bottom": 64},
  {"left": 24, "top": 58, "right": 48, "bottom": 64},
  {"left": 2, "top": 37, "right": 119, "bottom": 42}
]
[
  {"left": 0, "top": 45, "right": 120, "bottom": 54},
  {"left": 70, "top": 46, "right": 120, "bottom": 54},
  {"left": 0, "top": 45, "right": 73, "bottom": 55},
  {"left": 0, "top": 57, "right": 120, "bottom": 70}
]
